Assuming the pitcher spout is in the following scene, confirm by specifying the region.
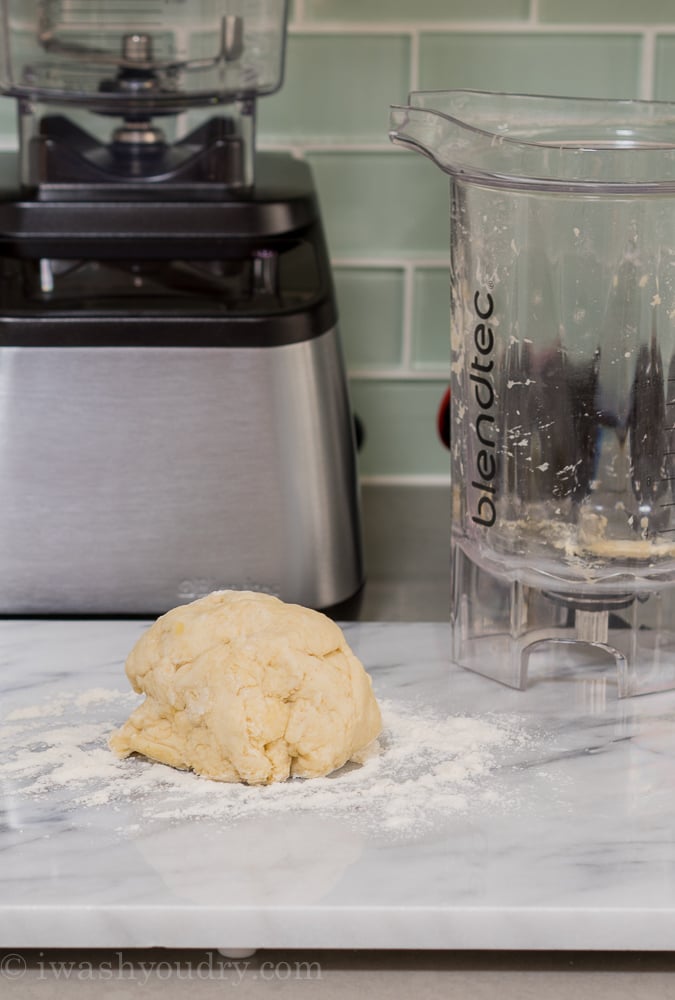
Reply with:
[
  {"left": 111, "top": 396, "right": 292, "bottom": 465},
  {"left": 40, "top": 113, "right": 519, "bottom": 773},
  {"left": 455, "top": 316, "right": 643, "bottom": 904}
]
[
  {"left": 389, "top": 104, "right": 454, "bottom": 171},
  {"left": 389, "top": 90, "right": 675, "bottom": 192}
]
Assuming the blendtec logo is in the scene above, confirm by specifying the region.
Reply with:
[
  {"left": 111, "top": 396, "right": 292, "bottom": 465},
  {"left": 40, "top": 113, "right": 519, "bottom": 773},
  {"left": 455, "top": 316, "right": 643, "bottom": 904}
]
[{"left": 469, "top": 288, "right": 497, "bottom": 528}]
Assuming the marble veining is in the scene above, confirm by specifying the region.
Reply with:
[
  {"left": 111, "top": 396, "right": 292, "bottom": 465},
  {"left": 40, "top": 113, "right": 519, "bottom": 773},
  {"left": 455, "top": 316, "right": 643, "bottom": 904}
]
[{"left": 2, "top": 619, "right": 675, "bottom": 950}]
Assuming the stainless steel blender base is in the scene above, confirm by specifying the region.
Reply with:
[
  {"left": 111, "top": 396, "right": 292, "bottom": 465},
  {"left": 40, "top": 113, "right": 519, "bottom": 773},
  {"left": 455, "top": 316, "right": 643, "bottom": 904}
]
[
  {"left": 0, "top": 329, "right": 362, "bottom": 614},
  {"left": 451, "top": 544, "right": 675, "bottom": 698}
]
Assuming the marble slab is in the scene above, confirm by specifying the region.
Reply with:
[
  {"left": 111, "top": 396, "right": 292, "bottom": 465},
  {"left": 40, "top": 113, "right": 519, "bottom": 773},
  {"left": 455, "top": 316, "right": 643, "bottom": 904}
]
[{"left": 2, "top": 618, "right": 675, "bottom": 951}]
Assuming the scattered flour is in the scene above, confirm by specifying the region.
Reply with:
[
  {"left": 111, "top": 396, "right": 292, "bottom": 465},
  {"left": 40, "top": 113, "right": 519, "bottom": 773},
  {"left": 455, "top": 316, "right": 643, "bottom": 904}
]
[
  {"left": 6, "top": 687, "right": 128, "bottom": 721},
  {"left": 1, "top": 687, "right": 540, "bottom": 839},
  {"left": 6, "top": 696, "right": 71, "bottom": 721}
]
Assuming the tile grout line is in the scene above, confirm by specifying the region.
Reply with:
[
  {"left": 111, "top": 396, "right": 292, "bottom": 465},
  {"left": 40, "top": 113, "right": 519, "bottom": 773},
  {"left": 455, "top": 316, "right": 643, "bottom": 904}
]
[
  {"left": 331, "top": 257, "right": 448, "bottom": 269},
  {"left": 260, "top": 142, "right": 405, "bottom": 153},
  {"left": 410, "top": 27, "right": 420, "bottom": 93},
  {"left": 400, "top": 262, "right": 416, "bottom": 372},
  {"left": 360, "top": 473, "right": 451, "bottom": 487},
  {"left": 291, "top": 0, "right": 306, "bottom": 23},
  {"left": 287, "top": 20, "right": 662, "bottom": 35},
  {"left": 349, "top": 368, "right": 448, "bottom": 381},
  {"left": 641, "top": 28, "right": 657, "bottom": 100}
]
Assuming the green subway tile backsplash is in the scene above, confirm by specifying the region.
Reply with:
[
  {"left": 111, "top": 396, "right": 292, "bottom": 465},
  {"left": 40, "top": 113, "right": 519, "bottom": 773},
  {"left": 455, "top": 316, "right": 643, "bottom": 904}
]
[
  {"left": 335, "top": 268, "right": 405, "bottom": 370},
  {"left": 418, "top": 32, "right": 642, "bottom": 99},
  {"left": 349, "top": 380, "right": 450, "bottom": 477},
  {"left": 539, "top": 0, "right": 675, "bottom": 22},
  {"left": 306, "top": 151, "right": 449, "bottom": 258},
  {"left": 412, "top": 269, "right": 451, "bottom": 370},
  {"left": 2, "top": 13, "right": 675, "bottom": 478},
  {"left": 302, "top": 0, "right": 529, "bottom": 21},
  {"left": 258, "top": 34, "right": 409, "bottom": 143}
]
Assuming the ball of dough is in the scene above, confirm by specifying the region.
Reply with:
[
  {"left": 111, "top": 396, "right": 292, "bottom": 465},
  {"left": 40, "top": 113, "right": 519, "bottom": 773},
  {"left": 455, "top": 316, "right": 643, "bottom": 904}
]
[{"left": 109, "top": 590, "right": 382, "bottom": 785}]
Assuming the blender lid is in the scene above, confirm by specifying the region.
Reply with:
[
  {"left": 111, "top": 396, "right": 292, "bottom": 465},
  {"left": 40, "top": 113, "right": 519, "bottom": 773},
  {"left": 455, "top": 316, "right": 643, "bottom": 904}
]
[{"left": 0, "top": 0, "right": 289, "bottom": 111}]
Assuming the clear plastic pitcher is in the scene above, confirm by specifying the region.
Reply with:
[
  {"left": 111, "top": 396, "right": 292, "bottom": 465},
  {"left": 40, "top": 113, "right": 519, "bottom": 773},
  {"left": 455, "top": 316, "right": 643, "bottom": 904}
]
[
  {"left": 0, "top": 0, "right": 289, "bottom": 188},
  {"left": 0, "top": 0, "right": 288, "bottom": 110},
  {"left": 390, "top": 90, "right": 675, "bottom": 696}
]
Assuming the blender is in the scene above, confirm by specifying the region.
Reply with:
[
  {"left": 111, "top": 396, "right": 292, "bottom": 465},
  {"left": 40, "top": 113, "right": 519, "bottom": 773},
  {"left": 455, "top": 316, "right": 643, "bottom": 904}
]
[
  {"left": 391, "top": 89, "right": 675, "bottom": 696},
  {"left": 0, "top": 0, "right": 363, "bottom": 614}
]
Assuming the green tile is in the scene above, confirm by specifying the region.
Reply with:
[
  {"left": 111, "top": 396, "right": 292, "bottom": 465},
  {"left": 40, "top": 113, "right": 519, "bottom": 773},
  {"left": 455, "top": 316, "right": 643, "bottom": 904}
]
[
  {"left": 654, "top": 36, "right": 675, "bottom": 101},
  {"left": 419, "top": 32, "right": 641, "bottom": 99},
  {"left": 412, "top": 268, "right": 451, "bottom": 370},
  {"left": 259, "top": 34, "right": 410, "bottom": 143},
  {"left": 306, "top": 151, "right": 449, "bottom": 257},
  {"left": 304, "top": 0, "right": 529, "bottom": 20},
  {"left": 349, "top": 379, "right": 450, "bottom": 477},
  {"left": 539, "top": 0, "right": 675, "bottom": 22},
  {"left": 335, "top": 268, "right": 404, "bottom": 369}
]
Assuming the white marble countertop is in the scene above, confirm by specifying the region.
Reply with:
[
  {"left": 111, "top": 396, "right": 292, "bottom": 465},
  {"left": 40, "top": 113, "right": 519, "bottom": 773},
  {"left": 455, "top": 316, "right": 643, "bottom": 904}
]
[{"left": 2, "top": 617, "right": 675, "bottom": 956}]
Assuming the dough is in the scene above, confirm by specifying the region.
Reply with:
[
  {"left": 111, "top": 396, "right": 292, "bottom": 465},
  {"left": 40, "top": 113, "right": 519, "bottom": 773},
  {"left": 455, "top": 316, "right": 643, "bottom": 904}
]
[{"left": 109, "top": 590, "right": 382, "bottom": 785}]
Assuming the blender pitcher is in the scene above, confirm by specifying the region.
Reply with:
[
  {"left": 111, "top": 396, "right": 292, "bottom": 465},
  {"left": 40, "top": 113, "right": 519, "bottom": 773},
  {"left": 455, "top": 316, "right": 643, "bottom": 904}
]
[{"left": 390, "top": 90, "right": 675, "bottom": 697}]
